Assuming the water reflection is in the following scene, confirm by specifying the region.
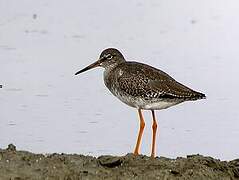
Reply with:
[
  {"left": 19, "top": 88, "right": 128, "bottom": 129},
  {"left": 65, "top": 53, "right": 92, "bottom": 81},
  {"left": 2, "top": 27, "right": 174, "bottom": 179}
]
[
  {"left": 7, "top": 122, "right": 16, "bottom": 126},
  {"left": 77, "top": 130, "right": 88, "bottom": 134},
  {"left": 6, "top": 88, "right": 22, "bottom": 92},
  {"left": 35, "top": 94, "right": 49, "bottom": 97},
  {"left": 88, "top": 121, "right": 98, "bottom": 124}
]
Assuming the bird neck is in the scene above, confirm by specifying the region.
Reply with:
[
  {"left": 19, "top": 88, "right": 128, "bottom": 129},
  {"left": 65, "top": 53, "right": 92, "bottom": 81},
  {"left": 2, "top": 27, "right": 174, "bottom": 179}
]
[
  {"left": 104, "top": 59, "right": 125, "bottom": 72},
  {"left": 103, "top": 60, "right": 125, "bottom": 78}
]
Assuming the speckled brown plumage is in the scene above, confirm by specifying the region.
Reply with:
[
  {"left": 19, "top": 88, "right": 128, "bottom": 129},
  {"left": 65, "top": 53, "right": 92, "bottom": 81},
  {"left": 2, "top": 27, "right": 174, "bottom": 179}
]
[{"left": 105, "top": 61, "right": 205, "bottom": 102}]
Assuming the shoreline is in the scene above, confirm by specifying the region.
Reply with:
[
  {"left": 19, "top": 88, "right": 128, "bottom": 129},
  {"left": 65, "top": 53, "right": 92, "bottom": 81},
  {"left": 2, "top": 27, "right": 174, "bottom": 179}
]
[{"left": 0, "top": 144, "right": 239, "bottom": 180}]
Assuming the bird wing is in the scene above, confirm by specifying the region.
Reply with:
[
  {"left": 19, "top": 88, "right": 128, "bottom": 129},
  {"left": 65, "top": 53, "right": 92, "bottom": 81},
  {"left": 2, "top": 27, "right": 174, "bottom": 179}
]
[
  {"left": 116, "top": 62, "right": 205, "bottom": 100},
  {"left": 148, "top": 79, "right": 203, "bottom": 99}
]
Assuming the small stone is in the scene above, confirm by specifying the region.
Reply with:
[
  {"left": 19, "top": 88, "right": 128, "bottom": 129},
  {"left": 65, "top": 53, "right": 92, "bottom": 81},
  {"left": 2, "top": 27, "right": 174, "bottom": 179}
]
[
  {"left": 13, "top": 177, "right": 23, "bottom": 180},
  {"left": 98, "top": 155, "right": 122, "bottom": 168},
  {"left": 7, "top": 144, "right": 16, "bottom": 151},
  {"left": 170, "top": 169, "right": 180, "bottom": 175},
  {"left": 187, "top": 154, "right": 200, "bottom": 158}
]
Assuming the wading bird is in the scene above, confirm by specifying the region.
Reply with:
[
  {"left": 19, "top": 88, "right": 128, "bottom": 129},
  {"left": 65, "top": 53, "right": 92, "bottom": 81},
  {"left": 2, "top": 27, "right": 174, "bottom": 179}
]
[{"left": 75, "top": 48, "right": 205, "bottom": 157}]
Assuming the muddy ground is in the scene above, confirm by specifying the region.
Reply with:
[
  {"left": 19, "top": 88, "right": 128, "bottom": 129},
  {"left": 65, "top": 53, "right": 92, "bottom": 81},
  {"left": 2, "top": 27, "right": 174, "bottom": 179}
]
[{"left": 0, "top": 144, "right": 239, "bottom": 180}]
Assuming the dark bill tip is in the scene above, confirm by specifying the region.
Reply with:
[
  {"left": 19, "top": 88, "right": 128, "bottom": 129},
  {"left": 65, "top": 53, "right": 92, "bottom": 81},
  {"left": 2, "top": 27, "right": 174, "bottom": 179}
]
[
  {"left": 75, "top": 71, "right": 80, "bottom": 75},
  {"left": 75, "top": 69, "right": 86, "bottom": 75},
  {"left": 75, "top": 60, "right": 101, "bottom": 75}
]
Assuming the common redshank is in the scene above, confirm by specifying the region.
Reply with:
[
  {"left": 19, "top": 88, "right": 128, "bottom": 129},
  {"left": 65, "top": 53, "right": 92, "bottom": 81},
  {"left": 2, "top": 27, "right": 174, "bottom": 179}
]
[{"left": 75, "top": 48, "right": 205, "bottom": 157}]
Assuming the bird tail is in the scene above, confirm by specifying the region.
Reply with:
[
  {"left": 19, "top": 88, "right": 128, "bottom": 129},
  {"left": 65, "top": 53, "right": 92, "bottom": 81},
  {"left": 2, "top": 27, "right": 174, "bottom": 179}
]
[{"left": 189, "top": 91, "right": 206, "bottom": 101}]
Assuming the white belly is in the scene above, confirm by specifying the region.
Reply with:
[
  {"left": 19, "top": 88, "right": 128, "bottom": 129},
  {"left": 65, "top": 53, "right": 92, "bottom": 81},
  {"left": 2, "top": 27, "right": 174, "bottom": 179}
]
[
  {"left": 113, "top": 91, "right": 183, "bottom": 110},
  {"left": 142, "top": 100, "right": 182, "bottom": 110}
]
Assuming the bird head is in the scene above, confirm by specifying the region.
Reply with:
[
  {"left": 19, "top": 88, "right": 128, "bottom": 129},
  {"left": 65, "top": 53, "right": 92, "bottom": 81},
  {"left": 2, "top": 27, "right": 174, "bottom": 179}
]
[{"left": 75, "top": 48, "right": 125, "bottom": 75}]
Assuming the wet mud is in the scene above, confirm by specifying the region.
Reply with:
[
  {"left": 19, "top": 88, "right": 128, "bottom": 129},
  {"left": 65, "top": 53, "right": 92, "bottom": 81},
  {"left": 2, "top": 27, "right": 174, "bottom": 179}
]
[{"left": 0, "top": 144, "right": 239, "bottom": 180}]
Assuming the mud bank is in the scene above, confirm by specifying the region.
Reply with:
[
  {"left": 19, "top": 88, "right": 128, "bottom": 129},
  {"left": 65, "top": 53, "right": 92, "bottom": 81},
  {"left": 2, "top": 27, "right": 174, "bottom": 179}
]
[{"left": 0, "top": 144, "right": 239, "bottom": 180}]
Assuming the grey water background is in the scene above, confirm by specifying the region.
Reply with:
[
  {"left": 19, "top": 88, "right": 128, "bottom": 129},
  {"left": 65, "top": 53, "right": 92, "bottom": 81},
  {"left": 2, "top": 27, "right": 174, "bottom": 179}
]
[{"left": 0, "top": 0, "right": 239, "bottom": 160}]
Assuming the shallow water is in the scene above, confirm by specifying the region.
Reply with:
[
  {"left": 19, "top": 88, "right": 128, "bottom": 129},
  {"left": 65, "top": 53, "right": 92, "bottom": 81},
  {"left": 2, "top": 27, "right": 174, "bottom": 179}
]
[{"left": 1, "top": 0, "right": 239, "bottom": 160}]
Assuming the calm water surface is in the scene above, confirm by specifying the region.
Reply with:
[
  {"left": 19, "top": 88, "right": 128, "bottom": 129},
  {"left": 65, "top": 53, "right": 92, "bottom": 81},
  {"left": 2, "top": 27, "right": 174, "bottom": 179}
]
[{"left": 1, "top": 0, "right": 239, "bottom": 160}]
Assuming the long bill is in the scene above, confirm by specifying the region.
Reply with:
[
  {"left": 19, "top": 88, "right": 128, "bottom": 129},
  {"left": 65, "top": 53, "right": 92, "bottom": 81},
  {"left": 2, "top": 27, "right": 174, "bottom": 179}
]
[{"left": 75, "top": 59, "right": 102, "bottom": 75}]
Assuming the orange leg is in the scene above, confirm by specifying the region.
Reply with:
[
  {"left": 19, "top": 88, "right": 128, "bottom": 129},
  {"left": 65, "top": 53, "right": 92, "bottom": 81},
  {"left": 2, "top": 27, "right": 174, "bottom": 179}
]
[
  {"left": 133, "top": 109, "right": 145, "bottom": 155},
  {"left": 151, "top": 110, "right": 158, "bottom": 158}
]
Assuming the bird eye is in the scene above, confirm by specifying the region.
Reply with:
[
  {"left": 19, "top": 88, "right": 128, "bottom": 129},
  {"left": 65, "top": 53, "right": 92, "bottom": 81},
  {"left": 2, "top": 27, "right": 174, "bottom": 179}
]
[{"left": 105, "top": 54, "right": 113, "bottom": 60}]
